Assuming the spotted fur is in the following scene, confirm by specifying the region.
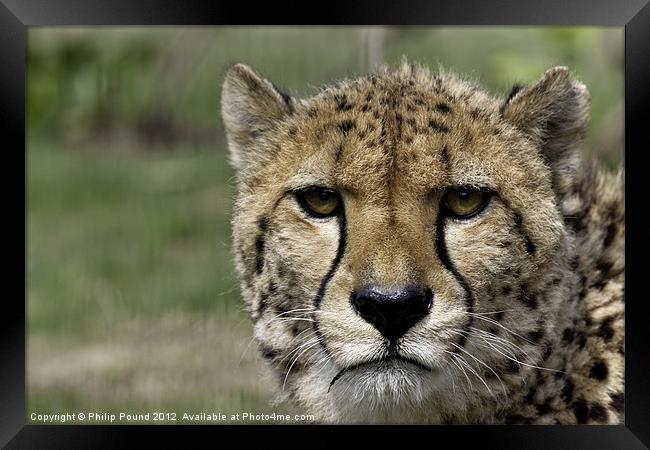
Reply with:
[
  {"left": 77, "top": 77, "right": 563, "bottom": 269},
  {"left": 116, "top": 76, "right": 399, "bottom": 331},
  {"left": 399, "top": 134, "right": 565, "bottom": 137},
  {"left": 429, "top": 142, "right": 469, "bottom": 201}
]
[{"left": 221, "top": 62, "right": 624, "bottom": 424}]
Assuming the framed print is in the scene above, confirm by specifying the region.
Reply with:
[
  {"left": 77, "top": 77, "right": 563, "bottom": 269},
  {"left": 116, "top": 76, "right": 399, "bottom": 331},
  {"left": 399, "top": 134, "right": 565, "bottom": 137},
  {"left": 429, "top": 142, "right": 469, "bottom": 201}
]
[{"left": 2, "top": 0, "right": 649, "bottom": 447}]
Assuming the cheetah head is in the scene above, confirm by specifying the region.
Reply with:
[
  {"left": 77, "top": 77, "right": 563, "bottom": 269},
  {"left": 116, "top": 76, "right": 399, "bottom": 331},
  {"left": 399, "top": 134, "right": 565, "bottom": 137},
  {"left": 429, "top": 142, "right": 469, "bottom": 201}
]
[{"left": 221, "top": 62, "right": 590, "bottom": 423}]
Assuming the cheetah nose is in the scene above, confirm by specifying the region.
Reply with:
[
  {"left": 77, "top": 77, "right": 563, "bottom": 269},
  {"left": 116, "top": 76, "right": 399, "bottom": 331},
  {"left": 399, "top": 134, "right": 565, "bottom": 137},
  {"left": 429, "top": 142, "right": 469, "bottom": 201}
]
[{"left": 351, "top": 285, "right": 433, "bottom": 342}]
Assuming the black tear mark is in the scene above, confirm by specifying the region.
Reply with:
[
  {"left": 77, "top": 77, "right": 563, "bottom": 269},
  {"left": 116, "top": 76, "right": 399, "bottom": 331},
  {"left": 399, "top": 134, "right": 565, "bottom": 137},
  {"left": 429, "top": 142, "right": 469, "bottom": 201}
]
[
  {"left": 435, "top": 212, "right": 475, "bottom": 351},
  {"left": 312, "top": 207, "right": 348, "bottom": 354},
  {"left": 429, "top": 119, "right": 449, "bottom": 133},
  {"left": 338, "top": 120, "right": 355, "bottom": 135}
]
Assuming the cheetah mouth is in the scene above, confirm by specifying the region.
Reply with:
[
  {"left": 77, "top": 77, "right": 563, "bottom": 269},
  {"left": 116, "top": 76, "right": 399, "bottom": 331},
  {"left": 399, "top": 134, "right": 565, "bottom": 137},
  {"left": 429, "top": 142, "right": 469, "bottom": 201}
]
[{"left": 328, "top": 355, "right": 433, "bottom": 392}]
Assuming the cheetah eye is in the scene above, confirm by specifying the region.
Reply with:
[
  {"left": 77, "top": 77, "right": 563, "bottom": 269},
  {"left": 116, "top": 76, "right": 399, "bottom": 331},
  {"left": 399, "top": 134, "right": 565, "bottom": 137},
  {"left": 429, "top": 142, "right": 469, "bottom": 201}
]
[
  {"left": 295, "top": 187, "right": 341, "bottom": 218},
  {"left": 443, "top": 187, "right": 491, "bottom": 219}
]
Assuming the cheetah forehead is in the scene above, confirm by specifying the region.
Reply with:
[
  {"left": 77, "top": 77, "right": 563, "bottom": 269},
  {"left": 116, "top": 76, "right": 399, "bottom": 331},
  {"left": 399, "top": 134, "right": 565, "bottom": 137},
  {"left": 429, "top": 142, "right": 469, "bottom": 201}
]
[{"left": 257, "top": 65, "right": 540, "bottom": 199}]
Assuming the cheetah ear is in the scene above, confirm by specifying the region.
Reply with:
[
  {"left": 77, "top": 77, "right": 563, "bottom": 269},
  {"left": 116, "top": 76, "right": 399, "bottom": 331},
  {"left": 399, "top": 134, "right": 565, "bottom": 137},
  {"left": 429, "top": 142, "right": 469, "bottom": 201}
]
[
  {"left": 221, "top": 64, "right": 294, "bottom": 171},
  {"left": 502, "top": 66, "right": 591, "bottom": 195}
]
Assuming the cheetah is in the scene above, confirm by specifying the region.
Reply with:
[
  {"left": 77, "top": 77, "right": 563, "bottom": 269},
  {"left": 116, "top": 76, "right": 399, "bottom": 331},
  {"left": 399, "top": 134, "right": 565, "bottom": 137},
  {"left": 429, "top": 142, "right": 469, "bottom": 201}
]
[{"left": 221, "top": 62, "right": 624, "bottom": 424}]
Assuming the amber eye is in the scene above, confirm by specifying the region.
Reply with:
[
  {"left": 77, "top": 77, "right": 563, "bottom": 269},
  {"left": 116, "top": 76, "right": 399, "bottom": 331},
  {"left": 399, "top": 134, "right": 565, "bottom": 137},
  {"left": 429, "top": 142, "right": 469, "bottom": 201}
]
[
  {"left": 443, "top": 187, "right": 490, "bottom": 219},
  {"left": 295, "top": 187, "right": 341, "bottom": 218}
]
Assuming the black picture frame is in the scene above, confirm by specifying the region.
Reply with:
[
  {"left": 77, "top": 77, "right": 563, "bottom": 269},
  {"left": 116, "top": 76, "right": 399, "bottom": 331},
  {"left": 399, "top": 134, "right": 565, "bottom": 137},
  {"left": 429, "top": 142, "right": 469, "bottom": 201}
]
[{"left": 2, "top": 1, "right": 648, "bottom": 448}]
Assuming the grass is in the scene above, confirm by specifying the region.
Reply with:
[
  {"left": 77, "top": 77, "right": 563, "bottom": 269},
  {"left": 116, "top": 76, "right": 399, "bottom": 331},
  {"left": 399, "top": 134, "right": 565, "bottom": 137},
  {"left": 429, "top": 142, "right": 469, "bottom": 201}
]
[{"left": 28, "top": 142, "right": 241, "bottom": 340}]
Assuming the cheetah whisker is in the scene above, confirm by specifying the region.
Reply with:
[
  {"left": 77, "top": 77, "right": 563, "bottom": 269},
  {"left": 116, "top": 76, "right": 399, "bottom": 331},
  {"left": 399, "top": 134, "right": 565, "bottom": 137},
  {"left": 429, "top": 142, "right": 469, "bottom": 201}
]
[
  {"left": 465, "top": 313, "right": 536, "bottom": 345},
  {"left": 267, "top": 307, "right": 316, "bottom": 324},
  {"left": 473, "top": 308, "right": 519, "bottom": 316},
  {"left": 450, "top": 342, "right": 507, "bottom": 397},
  {"left": 282, "top": 340, "right": 321, "bottom": 391},
  {"left": 443, "top": 365, "right": 457, "bottom": 395},
  {"left": 445, "top": 351, "right": 473, "bottom": 391},
  {"left": 279, "top": 336, "right": 320, "bottom": 365},
  {"left": 451, "top": 351, "right": 496, "bottom": 399},
  {"left": 272, "top": 317, "right": 315, "bottom": 324},
  {"left": 468, "top": 327, "right": 530, "bottom": 359},
  {"left": 478, "top": 338, "right": 564, "bottom": 374},
  {"left": 237, "top": 333, "right": 262, "bottom": 369}
]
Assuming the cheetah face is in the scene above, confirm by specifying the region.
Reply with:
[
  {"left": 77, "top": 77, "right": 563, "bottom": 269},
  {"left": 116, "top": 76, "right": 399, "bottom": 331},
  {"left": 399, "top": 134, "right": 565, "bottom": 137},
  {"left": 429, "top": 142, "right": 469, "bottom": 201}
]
[{"left": 222, "top": 63, "right": 589, "bottom": 422}]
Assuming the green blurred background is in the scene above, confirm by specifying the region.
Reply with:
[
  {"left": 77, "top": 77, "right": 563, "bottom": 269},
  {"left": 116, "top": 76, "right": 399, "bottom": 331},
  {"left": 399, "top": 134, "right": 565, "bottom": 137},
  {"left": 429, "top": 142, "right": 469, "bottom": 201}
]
[{"left": 27, "top": 27, "right": 624, "bottom": 423}]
